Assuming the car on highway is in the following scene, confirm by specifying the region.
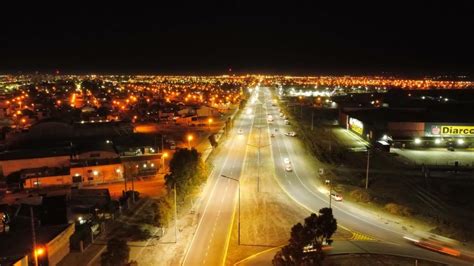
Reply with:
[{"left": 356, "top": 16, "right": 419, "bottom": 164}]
[
  {"left": 404, "top": 233, "right": 461, "bottom": 257},
  {"left": 284, "top": 120, "right": 290, "bottom": 125},
  {"left": 284, "top": 157, "right": 291, "bottom": 164},
  {"left": 238, "top": 129, "right": 243, "bottom": 135},
  {"left": 284, "top": 132, "right": 296, "bottom": 137},
  {"left": 271, "top": 133, "right": 275, "bottom": 138},
  {"left": 331, "top": 193, "right": 343, "bottom": 201},
  {"left": 274, "top": 128, "right": 278, "bottom": 132},
  {"left": 285, "top": 164, "right": 293, "bottom": 172}
]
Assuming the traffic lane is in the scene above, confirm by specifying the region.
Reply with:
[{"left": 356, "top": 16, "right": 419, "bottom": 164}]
[
  {"left": 193, "top": 108, "right": 252, "bottom": 217},
  {"left": 272, "top": 123, "right": 404, "bottom": 244},
  {"left": 185, "top": 178, "right": 238, "bottom": 266},
  {"left": 183, "top": 96, "right": 255, "bottom": 265},
  {"left": 328, "top": 241, "right": 471, "bottom": 266},
  {"left": 279, "top": 133, "right": 408, "bottom": 244},
  {"left": 265, "top": 91, "right": 411, "bottom": 246},
  {"left": 267, "top": 107, "right": 405, "bottom": 245}
]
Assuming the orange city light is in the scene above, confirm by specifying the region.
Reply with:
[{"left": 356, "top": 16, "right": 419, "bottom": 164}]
[
  {"left": 163, "top": 152, "right": 169, "bottom": 158},
  {"left": 35, "top": 247, "right": 45, "bottom": 257},
  {"left": 187, "top": 135, "right": 193, "bottom": 141}
]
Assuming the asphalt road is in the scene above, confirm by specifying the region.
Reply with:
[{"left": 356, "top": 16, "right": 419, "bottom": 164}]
[
  {"left": 182, "top": 89, "right": 258, "bottom": 265},
  {"left": 263, "top": 87, "right": 471, "bottom": 265}
]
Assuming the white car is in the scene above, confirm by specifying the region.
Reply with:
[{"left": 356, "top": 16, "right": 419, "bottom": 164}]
[
  {"left": 285, "top": 164, "right": 293, "bottom": 172},
  {"left": 285, "top": 132, "right": 296, "bottom": 137},
  {"left": 284, "top": 158, "right": 291, "bottom": 164},
  {"left": 331, "top": 193, "right": 343, "bottom": 201},
  {"left": 284, "top": 120, "right": 290, "bottom": 125}
]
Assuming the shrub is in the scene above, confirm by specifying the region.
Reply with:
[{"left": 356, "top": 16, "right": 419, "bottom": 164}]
[
  {"left": 350, "top": 188, "right": 372, "bottom": 203},
  {"left": 384, "top": 203, "right": 413, "bottom": 216}
]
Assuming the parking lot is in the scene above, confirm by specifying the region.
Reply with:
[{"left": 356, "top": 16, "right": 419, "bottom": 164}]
[{"left": 392, "top": 148, "right": 474, "bottom": 167}]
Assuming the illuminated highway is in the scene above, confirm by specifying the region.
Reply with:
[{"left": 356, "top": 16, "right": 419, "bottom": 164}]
[
  {"left": 182, "top": 89, "right": 257, "bottom": 265},
  {"left": 183, "top": 86, "right": 471, "bottom": 265},
  {"left": 262, "top": 86, "right": 471, "bottom": 265}
]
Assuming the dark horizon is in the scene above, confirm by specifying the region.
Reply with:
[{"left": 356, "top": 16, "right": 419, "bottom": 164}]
[{"left": 1, "top": 2, "right": 473, "bottom": 77}]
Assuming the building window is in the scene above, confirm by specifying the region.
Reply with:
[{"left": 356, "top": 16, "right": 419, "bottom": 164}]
[{"left": 73, "top": 175, "right": 82, "bottom": 183}]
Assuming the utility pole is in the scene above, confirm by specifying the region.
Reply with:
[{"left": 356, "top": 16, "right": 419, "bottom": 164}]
[
  {"left": 30, "top": 206, "right": 38, "bottom": 266},
  {"left": 311, "top": 109, "right": 314, "bottom": 131},
  {"left": 365, "top": 148, "right": 370, "bottom": 189},
  {"left": 131, "top": 166, "right": 136, "bottom": 202},
  {"left": 248, "top": 128, "right": 270, "bottom": 192},
  {"left": 123, "top": 165, "right": 128, "bottom": 192},
  {"left": 174, "top": 183, "right": 178, "bottom": 243},
  {"left": 161, "top": 134, "right": 165, "bottom": 153},
  {"left": 325, "top": 179, "right": 332, "bottom": 209}
]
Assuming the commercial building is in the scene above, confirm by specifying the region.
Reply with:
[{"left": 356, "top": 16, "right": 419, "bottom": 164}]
[{"left": 339, "top": 106, "right": 474, "bottom": 149}]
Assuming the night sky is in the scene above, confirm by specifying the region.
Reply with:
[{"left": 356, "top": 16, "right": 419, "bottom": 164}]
[{"left": 1, "top": 1, "right": 473, "bottom": 76}]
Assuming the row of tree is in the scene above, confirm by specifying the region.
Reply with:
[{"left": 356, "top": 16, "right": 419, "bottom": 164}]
[{"left": 273, "top": 208, "right": 337, "bottom": 266}]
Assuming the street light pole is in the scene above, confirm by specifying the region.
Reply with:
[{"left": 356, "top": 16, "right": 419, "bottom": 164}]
[
  {"left": 329, "top": 182, "right": 332, "bottom": 209},
  {"left": 365, "top": 148, "right": 370, "bottom": 189},
  {"left": 311, "top": 109, "right": 314, "bottom": 131},
  {"left": 174, "top": 183, "right": 178, "bottom": 243},
  {"left": 325, "top": 179, "right": 332, "bottom": 209},
  {"left": 161, "top": 152, "right": 168, "bottom": 174},
  {"left": 221, "top": 175, "right": 240, "bottom": 245},
  {"left": 161, "top": 134, "right": 165, "bottom": 153},
  {"left": 30, "top": 206, "right": 38, "bottom": 266}
]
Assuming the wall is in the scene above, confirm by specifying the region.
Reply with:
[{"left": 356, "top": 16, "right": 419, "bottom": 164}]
[
  {"left": 47, "top": 224, "right": 75, "bottom": 266},
  {"left": 12, "top": 255, "right": 28, "bottom": 266},
  {"left": 1, "top": 156, "right": 70, "bottom": 177},
  {"left": 24, "top": 174, "right": 72, "bottom": 189},
  {"left": 387, "top": 122, "right": 425, "bottom": 138},
  {"left": 70, "top": 163, "right": 124, "bottom": 185},
  {"left": 77, "top": 151, "right": 118, "bottom": 160}
]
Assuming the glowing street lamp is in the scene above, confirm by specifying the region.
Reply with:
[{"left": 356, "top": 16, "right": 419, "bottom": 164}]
[
  {"left": 162, "top": 152, "right": 169, "bottom": 173},
  {"left": 208, "top": 118, "right": 213, "bottom": 130},
  {"left": 187, "top": 135, "right": 193, "bottom": 149}
]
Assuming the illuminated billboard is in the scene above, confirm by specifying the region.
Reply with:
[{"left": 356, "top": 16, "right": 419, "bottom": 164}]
[
  {"left": 425, "top": 123, "right": 474, "bottom": 137},
  {"left": 349, "top": 117, "right": 364, "bottom": 136}
]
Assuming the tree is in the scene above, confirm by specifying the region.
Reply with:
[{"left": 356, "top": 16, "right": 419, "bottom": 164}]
[
  {"left": 164, "top": 148, "right": 208, "bottom": 202},
  {"left": 156, "top": 194, "right": 174, "bottom": 227},
  {"left": 100, "top": 238, "right": 130, "bottom": 266},
  {"left": 273, "top": 208, "right": 337, "bottom": 265}
]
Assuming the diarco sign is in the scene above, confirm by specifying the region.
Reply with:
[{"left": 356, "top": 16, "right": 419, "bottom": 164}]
[
  {"left": 426, "top": 123, "right": 474, "bottom": 136},
  {"left": 349, "top": 117, "right": 364, "bottom": 136}
]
